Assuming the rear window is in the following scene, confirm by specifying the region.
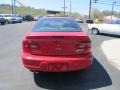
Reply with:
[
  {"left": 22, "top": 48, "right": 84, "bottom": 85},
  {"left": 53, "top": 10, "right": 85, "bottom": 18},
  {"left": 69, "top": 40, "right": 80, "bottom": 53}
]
[{"left": 32, "top": 18, "right": 81, "bottom": 32}]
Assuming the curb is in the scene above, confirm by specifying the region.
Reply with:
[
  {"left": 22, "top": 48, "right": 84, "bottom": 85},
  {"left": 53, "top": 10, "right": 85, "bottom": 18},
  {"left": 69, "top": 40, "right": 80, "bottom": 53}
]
[{"left": 101, "top": 39, "right": 120, "bottom": 70}]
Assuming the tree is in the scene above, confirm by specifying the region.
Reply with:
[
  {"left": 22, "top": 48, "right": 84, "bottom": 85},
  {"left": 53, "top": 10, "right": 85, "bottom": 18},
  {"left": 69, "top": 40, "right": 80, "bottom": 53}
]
[
  {"left": 71, "top": 12, "right": 82, "bottom": 18},
  {"left": 102, "top": 10, "right": 111, "bottom": 16},
  {"left": 83, "top": 15, "right": 89, "bottom": 20},
  {"left": 92, "top": 8, "right": 103, "bottom": 18}
]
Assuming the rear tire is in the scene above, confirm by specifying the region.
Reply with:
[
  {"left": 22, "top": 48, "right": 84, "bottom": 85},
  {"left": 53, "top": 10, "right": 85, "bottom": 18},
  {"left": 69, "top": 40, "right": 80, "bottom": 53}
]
[
  {"left": 92, "top": 28, "right": 99, "bottom": 35},
  {"left": 6, "top": 20, "right": 9, "bottom": 24},
  {"left": 1, "top": 22, "right": 5, "bottom": 25}
]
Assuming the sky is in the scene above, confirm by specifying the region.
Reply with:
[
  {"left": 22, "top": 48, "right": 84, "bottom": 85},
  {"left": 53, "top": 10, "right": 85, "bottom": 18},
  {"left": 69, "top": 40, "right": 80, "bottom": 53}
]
[{"left": 0, "top": 0, "right": 120, "bottom": 15}]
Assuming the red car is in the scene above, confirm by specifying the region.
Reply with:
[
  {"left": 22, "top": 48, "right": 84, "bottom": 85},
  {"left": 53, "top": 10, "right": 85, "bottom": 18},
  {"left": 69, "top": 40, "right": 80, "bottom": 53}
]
[{"left": 21, "top": 17, "right": 93, "bottom": 72}]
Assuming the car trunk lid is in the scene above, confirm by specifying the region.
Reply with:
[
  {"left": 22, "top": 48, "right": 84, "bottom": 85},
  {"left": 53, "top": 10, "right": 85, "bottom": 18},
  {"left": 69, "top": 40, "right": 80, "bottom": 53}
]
[{"left": 23, "top": 32, "right": 91, "bottom": 56}]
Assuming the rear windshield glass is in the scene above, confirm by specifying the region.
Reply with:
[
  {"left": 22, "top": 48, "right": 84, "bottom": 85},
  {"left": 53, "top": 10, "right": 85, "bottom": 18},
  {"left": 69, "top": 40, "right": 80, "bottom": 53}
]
[{"left": 32, "top": 18, "right": 81, "bottom": 32}]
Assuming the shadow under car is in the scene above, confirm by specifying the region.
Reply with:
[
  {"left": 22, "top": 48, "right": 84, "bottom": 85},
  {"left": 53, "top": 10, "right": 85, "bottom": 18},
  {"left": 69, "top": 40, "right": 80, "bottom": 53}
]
[
  {"left": 99, "top": 33, "right": 120, "bottom": 38},
  {"left": 33, "top": 58, "right": 112, "bottom": 90}
]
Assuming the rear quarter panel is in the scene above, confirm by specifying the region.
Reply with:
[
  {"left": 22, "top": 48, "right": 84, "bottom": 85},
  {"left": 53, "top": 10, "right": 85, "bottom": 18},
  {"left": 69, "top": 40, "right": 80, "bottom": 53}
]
[{"left": 88, "top": 24, "right": 109, "bottom": 33}]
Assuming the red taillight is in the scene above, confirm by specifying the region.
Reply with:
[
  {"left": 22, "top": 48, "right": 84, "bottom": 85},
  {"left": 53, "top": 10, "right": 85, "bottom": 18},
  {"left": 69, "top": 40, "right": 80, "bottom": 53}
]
[
  {"left": 75, "top": 42, "right": 91, "bottom": 54},
  {"left": 23, "top": 39, "right": 29, "bottom": 51},
  {"left": 23, "top": 39, "right": 40, "bottom": 52},
  {"left": 29, "top": 40, "right": 40, "bottom": 49},
  {"left": 76, "top": 42, "right": 91, "bottom": 49}
]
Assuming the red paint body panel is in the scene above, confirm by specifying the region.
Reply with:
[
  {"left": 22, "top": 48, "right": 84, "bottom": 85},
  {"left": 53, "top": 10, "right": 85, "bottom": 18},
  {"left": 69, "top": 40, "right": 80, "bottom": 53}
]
[
  {"left": 27, "top": 32, "right": 89, "bottom": 37},
  {"left": 21, "top": 32, "right": 93, "bottom": 72},
  {"left": 22, "top": 52, "right": 93, "bottom": 72}
]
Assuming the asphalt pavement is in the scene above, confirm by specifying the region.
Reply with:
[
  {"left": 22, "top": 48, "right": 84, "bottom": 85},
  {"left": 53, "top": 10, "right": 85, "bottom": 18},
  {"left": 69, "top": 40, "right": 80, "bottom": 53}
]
[{"left": 0, "top": 22, "right": 120, "bottom": 90}]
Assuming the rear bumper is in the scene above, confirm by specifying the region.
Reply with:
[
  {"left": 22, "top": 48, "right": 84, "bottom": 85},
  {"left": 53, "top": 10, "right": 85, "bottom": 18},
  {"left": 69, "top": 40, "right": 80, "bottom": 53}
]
[
  {"left": 7, "top": 19, "right": 17, "bottom": 23},
  {"left": 8, "top": 19, "right": 22, "bottom": 23},
  {"left": 21, "top": 52, "right": 93, "bottom": 72},
  {"left": 15, "top": 19, "right": 23, "bottom": 23}
]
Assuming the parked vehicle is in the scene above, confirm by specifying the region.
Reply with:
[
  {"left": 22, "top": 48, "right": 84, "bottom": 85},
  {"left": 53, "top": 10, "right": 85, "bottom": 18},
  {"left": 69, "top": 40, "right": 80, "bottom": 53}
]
[
  {"left": 23, "top": 15, "right": 34, "bottom": 21},
  {"left": 34, "top": 16, "right": 42, "bottom": 21},
  {"left": 86, "top": 19, "right": 93, "bottom": 23},
  {"left": 21, "top": 16, "right": 93, "bottom": 72},
  {"left": 94, "top": 18, "right": 103, "bottom": 23},
  {"left": 0, "top": 14, "right": 17, "bottom": 24},
  {"left": 0, "top": 15, "right": 6, "bottom": 25},
  {"left": 88, "top": 19, "right": 120, "bottom": 35},
  {"left": 75, "top": 19, "right": 84, "bottom": 23},
  {"left": 13, "top": 15, "right": 23, "bottom": 23}
]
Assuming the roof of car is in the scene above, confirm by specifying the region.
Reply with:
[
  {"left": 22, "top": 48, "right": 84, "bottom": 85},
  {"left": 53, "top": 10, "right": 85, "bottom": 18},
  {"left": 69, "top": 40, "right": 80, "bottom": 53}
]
[{"left": 43, "top": 16, "right": 73, "bottom": 19}]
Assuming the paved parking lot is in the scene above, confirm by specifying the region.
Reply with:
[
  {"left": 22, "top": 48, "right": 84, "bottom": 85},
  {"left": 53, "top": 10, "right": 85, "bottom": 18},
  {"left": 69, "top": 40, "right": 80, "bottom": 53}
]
[{"left": 0, "top": 22, "right": 120, "bottom": 90}]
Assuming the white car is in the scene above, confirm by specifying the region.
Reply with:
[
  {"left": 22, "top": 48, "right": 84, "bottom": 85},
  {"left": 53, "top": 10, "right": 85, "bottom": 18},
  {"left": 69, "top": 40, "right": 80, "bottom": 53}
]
[
  {"left": 88, "top": 19, "right": 120, "bottom": 35},
  {"left": 0, "top": 14, "right": 17, "bottom": 24}
]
